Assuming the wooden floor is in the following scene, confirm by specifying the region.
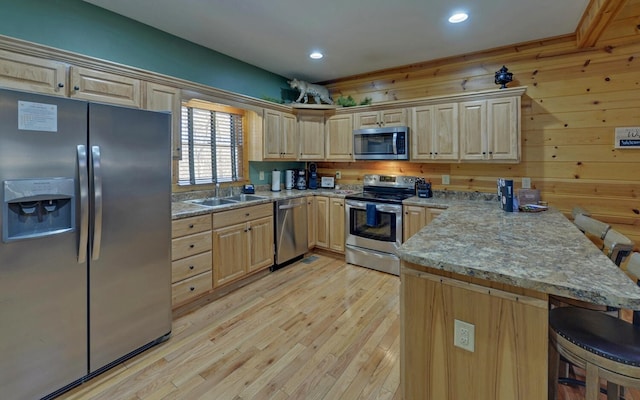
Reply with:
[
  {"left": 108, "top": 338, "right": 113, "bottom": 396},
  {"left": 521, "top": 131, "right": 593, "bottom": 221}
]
[{"left": 57, "top": 253, "right": 638, "bottom": 400}]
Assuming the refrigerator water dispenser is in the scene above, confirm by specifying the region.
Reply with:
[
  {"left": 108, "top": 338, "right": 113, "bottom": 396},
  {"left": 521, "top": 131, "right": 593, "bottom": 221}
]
[{"left": 3, "top": 178, "right": 75, "bottom": 242}]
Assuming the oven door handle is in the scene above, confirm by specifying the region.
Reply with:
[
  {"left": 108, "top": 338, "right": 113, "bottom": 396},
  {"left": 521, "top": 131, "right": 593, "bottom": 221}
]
[{"left": 346, "top": 200, "right": 401, "bottom": 214}]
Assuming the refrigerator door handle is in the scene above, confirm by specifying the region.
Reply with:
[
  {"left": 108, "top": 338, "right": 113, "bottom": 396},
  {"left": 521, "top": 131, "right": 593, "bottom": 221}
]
[
  {"left": 77, "top": 145, "right": 89, "bottom": 263},
  {"left": 91, "top": 145, "right": 103, "bottom": 261}
]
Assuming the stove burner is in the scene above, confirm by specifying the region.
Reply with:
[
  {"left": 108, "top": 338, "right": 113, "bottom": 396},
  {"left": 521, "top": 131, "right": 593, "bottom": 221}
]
[{"left": 345, "top": 190, "right": 414, "bottom": 204}]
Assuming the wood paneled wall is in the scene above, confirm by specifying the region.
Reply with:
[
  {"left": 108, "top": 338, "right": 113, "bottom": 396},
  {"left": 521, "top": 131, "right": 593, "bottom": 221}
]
[{"left": 318, "top": 10, "right": 640, "bottom": 246}]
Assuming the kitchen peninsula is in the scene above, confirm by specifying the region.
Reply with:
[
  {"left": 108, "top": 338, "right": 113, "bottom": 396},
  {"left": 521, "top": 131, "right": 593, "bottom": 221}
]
[{"left": 398, "top": 203, "right": 640, "bottom": 400}]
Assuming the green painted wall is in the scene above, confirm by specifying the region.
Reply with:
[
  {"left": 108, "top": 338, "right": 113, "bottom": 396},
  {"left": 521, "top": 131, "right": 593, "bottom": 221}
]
[
  {"left": 249, "top": 161, "right": 305, "bottom": 185},
  {"left": 0, "top": 0, "right": 289, "bottom": 99}
]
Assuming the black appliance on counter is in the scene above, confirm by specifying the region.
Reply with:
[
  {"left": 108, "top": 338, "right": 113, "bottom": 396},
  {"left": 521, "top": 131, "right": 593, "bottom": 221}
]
[
  {"left": 344, "top": 174, "right": 418, "bottom": 275},
  {"left": 307, "top": 162, "right": 318, "bottom": 189}
]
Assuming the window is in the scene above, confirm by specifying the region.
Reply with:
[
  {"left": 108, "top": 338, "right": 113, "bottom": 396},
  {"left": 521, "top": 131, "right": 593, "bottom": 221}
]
[{"left": 178, "top": 102, "right": 244, "bottom": 185}]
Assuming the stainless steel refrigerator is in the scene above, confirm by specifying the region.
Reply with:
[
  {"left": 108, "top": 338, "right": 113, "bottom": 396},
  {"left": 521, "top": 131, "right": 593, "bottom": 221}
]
[{"left": 0, "top": 88, "right": 172, "bottom": 400}]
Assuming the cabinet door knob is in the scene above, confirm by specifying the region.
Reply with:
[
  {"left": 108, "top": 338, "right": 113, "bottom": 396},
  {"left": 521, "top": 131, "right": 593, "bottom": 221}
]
[
  {"left": 189, "top": 286, "right": 195, "bottom": 292},
  {"left": 489, "top": 151, "right": 493, "bottom": 155},
  {"left": 189, "top": 224, "right": 194, "bottom": 228},
  {"left": 189, "top": 265, "right": 194, "bottom": 270},
  {"left": 58, "top": 83, "right": 64, "bottom": 88},
  {"left": 245, "top": 213, "right": 250, "bottom": 217},
  {"left": 74, "top": 85, "right": 80, "bottom": 91},
  {"left": 189, "top": 244, "right": 195, "bottom": 248}
]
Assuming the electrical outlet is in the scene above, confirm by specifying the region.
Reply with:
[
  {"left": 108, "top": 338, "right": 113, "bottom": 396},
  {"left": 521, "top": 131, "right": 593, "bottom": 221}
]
[
  {"left": 259, "top": 171, "right": 264, "bottom": 180},
  {"left": 442, "top": 175, "right": 450, "bottom": 185},
  {"left": 335, "top": 171, "right": 341, "bottom": 179},
  {"left": 522, "top": 177, "right": 531, "bottom": 189},
  {"left": 454, "top": 319, "right": 475, "bottom": 352}
]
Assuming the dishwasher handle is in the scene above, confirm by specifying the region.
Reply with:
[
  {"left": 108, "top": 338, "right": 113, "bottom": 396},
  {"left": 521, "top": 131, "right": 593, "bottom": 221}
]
[{"left": 278, "top": 203, "right": 304, "bottom": 210}]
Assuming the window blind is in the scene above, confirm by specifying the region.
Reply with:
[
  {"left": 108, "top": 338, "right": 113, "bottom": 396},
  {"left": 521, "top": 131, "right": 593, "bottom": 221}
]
[{"left": 178, "top": 105, "right": 244, "bottom": 185}]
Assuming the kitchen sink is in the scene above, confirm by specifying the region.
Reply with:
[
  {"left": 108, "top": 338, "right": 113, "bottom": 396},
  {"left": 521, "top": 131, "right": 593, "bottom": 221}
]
[
  {"left": 224, "top": 194, "right": 267, "bottom": 202},
  {"left": 188, "top": 198, "right": 237, "bottom": 207},
  {"left": 187, "top": 194, "right": 267, "bottom": 207}
]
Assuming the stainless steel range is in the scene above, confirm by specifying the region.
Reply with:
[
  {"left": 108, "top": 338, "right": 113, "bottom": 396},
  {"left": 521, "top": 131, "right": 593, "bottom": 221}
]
[{"left": 345, "top": 174, "right": 418, "bottom": 275}]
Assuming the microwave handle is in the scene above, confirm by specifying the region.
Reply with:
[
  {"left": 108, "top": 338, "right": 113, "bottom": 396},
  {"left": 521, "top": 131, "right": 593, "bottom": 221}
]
[{"left": 392, "top": 132, "right": 398, "bottom": 154}]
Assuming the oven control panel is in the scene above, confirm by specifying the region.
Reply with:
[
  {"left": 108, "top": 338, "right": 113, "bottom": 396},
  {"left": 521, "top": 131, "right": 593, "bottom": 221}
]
[{"left": 363, "top": 174, "right": 417, "bottom": 189}]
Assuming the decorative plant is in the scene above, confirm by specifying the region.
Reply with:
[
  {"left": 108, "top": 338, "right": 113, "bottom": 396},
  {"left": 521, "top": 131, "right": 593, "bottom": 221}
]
[
  {"left": 336, "top": 95, "right": 357, "bottom": 107},
  {"left": 359, "top": 97, "right": 372, "bottom": 106}
]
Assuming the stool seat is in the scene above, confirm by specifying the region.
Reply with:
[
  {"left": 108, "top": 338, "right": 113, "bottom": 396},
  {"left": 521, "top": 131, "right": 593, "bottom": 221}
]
[{"left": 550, "top": 307, "right": 640, "bottom": 367}]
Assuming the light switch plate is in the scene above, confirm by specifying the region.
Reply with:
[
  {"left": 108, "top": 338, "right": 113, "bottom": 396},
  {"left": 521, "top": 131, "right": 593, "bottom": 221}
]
[
  {"left": 442, "top": 175, "right": 450, "bottom": 185},
  {"left": 522, "top": 177, "right": 531, "bottom": 189}
]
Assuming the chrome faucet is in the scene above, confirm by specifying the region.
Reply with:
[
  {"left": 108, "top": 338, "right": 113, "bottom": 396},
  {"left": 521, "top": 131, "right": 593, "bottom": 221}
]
[{"left": 215, "top": 183, "right": 220, "bottom": 198}]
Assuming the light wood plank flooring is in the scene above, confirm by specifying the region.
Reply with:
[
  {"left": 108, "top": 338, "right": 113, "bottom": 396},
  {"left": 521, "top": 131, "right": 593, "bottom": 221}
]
[
  {"left": 59, "top": 254, "right": 401, "bottom": 400},
  {"left": 57, "top": 253, "right": 639, "bottom": 400}
]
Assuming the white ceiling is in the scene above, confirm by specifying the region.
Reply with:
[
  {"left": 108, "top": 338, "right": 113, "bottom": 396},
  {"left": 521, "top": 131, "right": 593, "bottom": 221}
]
[{"left": 83, "top": 0, "right": 590, "bottom": 83}]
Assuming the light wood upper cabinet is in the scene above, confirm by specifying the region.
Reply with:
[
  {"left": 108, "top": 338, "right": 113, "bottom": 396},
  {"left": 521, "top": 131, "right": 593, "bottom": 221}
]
[
  {"left": 263, "top": 109, "right": 297, "bottom": 159},
  {"left": 69, "top": 66, "right": 142, "bottom": 107},
  {"left": 459, "top": 100, "right": 487, "bottom": 161},
  {"left": 410, "top": 103, "right": 458, "bottom": 161},
  {"left": 487, "top": 97, "right": 519, "bottom": 161},
  {"left": 355, "top": 108, "right": 407, "bottom": 129},
  {"left": 145, "top": 82, "right": 182, "bottom": 159},
  {"left": 325, "top": 114, "right": 354, "bottom": 160},
  {"left": 460, "top": 96, "right": 520, "bottom": 162},
  {"left": 298, "top": 112, "right": 325, "bottom": 160},
  {"left": 0, "top": 49, "right": 67, "bottom": 96}
]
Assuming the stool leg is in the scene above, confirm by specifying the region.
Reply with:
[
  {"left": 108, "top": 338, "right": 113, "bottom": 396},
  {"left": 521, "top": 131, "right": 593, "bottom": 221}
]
[
  {"left": 585, "top": 363, "right": 600, "bottom": 400},
  {"left": 606, "top": 382, "right": 620, "bottom": 400},
  {"left": 548, "top": 340, "right": 559, "bottom": 400}
]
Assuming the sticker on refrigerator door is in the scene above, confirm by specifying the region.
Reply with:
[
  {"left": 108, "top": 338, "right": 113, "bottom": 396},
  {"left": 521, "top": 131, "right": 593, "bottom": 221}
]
[{"left": 18, "top": 101, "right": 57, "bottom": 132}]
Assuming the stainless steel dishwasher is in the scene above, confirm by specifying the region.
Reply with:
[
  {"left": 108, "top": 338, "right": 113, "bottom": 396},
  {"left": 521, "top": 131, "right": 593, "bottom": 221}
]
[{"left": 274, "top": 197, "right": 308, "bottom": 266}]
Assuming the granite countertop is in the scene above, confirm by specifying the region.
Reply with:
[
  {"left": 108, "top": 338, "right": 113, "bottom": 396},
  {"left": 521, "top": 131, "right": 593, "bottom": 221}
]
[
  {"left": 399, "top": 202, "right": 640, "bottom": 309},
  {"left": 172, "top": 189, "right": 359, "bottom": 220}
]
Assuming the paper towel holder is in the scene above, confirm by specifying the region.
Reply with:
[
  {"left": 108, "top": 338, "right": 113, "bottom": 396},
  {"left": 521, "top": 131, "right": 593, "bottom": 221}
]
[{"left": 271, "top": 169, "right": 281, "bottom": 192}]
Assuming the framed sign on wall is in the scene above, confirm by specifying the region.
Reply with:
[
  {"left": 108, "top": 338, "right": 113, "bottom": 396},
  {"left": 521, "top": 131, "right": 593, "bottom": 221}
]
[{"left": 615, "top": 127, "right": 640, "bottom": 148}]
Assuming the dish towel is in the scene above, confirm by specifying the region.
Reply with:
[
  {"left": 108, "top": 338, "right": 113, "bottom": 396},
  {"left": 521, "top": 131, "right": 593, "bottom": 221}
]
[{"left": 366, "top": 203, "right": 378, "bottom": 227}]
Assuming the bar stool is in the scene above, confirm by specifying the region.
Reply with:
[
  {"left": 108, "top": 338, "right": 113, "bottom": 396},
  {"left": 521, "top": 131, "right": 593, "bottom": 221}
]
[{"left": 549, "top": 252, "right": 640, "bottom": 400}]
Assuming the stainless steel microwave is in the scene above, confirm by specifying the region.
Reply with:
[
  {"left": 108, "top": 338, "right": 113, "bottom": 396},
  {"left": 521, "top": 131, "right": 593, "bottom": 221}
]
[{"left": 353, "top": 126, "right": 409, "bottom": 160}]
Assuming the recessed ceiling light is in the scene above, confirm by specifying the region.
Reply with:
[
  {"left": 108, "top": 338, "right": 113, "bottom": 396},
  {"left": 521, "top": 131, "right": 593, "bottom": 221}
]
[
  {"left": 309, "top": 52, "right": 323, "bottom": 59},
  {"left": 448, "top": 12, "right": 469, "bottom": 23}
]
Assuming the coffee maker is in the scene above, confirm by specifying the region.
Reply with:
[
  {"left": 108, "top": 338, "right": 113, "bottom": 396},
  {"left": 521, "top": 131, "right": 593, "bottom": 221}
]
[
  {"left": 307, "top": 163, "right": 318, "bottom": 189},
  {"left": 296, "top": 169, "right": 307, "bottom": 190}
]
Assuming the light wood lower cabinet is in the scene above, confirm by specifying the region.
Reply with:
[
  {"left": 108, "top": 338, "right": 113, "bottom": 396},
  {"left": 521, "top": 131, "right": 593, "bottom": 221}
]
[
  {"left": 171, "top": 215, "right": 213, "bottom": 308},
  {"left": 315, "top": 196, "right": 345, "bottom": 253},
  {"left": 329, "top": 198, "right": 345, "bottom": 253},
  {"left": 212, "top": 203, "right": 274, "bottom": 288},
  {"left": 401, "top": 265, "right": 548, "bottom": 400},
  {"left": 306, "top": 196, "right": 317, "bottom": 249},
  {"left": 403, "top": 205, "right": 444, "bottom": 241}
]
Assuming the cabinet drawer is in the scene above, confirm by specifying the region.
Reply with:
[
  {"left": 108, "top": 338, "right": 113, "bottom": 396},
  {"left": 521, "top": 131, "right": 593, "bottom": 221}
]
[
  {"left": 171, "top": 231, "right": 212, "bottom": 261},
  {"left": 172, "top": 214, "right": 212, "bottom": 238},
  {"left": 171, "top": 251, "right": 212, "bottom": 283},
  {"left": 172, "top": 271, "right": 212, "bottom": 306},
  {"left": 213, "top": 203, "right": 272, "bottom": 229}
]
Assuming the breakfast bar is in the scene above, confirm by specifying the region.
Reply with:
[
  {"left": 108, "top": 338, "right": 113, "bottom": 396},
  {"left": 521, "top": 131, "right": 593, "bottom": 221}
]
[{"left": 398, "top": 203, "right": 640, "bottom": 400}]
